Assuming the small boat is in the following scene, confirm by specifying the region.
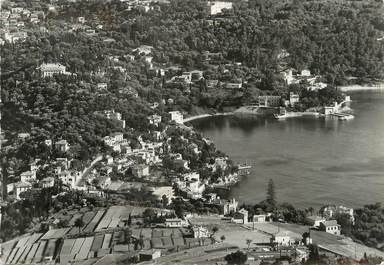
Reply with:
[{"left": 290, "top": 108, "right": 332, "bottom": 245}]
[
  {"left": 238, "top": 163, "right": 252, "bottom": 170},
  {"left": 273, "top": 112, "right": 303, "bottom": 120},
  {"left": 238, "top": 163, "right": 252, "bottom": 175},
  {"left": 340, "top": 114, "right": 354, "bottom": 120}
]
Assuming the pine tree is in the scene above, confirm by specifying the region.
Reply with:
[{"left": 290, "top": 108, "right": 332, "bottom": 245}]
[{"left": 266, "top": 179, "right": 276, "bottom": 208}]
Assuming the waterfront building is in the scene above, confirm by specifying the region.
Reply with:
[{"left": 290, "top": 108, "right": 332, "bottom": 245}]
[
  {"left": 213, "top": 157, "right": 228, "bottom": 171},
  {"left": 324, "top": 102, "right": 338, "bottom": 115},
  {"left": 258, "top": 96, "right": 281, "bottom": 107},
  {"left": 169, "top": 111, "right": 183, "bottom": 124},
  {"left": 289, "top": 92, "right": 300, "bottom": 106}
]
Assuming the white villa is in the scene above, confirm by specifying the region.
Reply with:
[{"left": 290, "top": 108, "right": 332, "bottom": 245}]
[
  {"left": 39, "top": 63, "right": 73, "bottom": 78},
  {"left": 169, "top": 111, "right": 183, "bottom": 124}
]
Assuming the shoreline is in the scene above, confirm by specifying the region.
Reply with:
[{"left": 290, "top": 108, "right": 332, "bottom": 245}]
[
  {"left": 339, "top": 82, "right": 384, "bottom": 92},
  {"left": 185, "top": 98, "right": 362, "bottom": 207},
  {"left": 184, "top": 106, "right": 278, "bottom": 124},
  {"left": 183, "top": 112, "right": 234, "bottom": 123}
]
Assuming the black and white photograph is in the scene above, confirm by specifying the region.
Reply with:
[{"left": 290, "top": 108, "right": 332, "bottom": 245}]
[{"left": 0, "top": 0, "right": 384, "bottom": 264}]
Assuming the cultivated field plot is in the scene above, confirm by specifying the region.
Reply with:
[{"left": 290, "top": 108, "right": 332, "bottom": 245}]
[
  {"left": 0, "top": 205, "right": 176, "bottom": 264},
  {"left": 139, "top": 243, "right": 238, "bottom": 265}
]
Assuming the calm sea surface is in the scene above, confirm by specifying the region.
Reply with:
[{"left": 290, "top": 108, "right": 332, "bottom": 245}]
[{"left": 191, "top": 90, "right": 384, "bottom": 209}]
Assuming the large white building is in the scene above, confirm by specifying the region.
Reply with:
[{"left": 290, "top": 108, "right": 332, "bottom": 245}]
[
  {"left": 319, "top": 220, "right": 341, "bottom": 236},
  {"left": 208, "top": 1, "right": 233, "bottom": 15},
  {"left": 169, "top": 111, "right": 183, "bottom": 124},
  {"left": 39, "top": 63, "right": 71, "bottom": 78},
  {"left": 258, "top": 96, "right": 281, "bottom": 107}
]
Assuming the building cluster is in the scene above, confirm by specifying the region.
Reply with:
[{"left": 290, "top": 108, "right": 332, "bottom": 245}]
[
  {"left": 6, "top": 138, "right": 79, "bottom": 200},
  {"left": 281, "top": 68, "right": 328, "bottom": 91},
  {"left": 175, "top": 172, "right": 207, "bottom": 199},
  {"left": 5, "top": 93, "right": 236, "bottom": 208},
  {"left": 0, "top": 6, "right": 45, "bottom": 45},
  {"left": 305, "top": 205, "right": 355, "bottom": 236}
]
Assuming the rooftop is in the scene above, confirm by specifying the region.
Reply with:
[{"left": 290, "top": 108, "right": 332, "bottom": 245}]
[{"left": 322, "top": 220, "right": 339, "bottom": 227}]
